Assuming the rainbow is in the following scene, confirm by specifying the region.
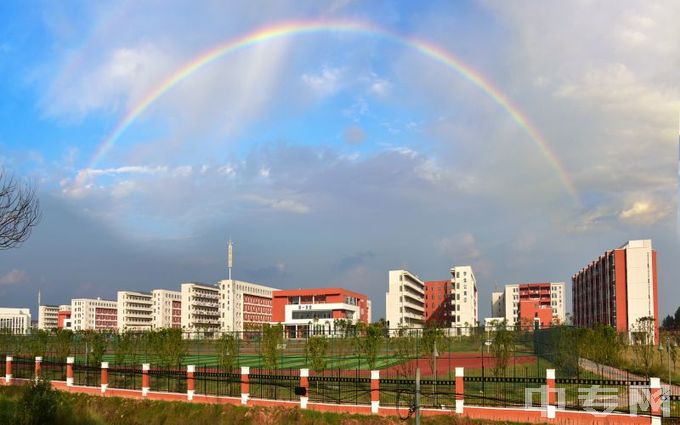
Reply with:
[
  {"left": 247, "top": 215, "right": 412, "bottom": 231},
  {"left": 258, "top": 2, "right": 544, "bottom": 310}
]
[{"left": 82, "top": 20, "right": 579, "bottom": 202}]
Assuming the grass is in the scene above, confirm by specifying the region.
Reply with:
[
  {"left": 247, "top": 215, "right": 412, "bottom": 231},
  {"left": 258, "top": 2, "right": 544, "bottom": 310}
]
[
  {"left": 0, "top": 384, "right": 544, "bottom": 425},
  {"left": 91, "top": 353, "right": 405, "bottom": 369}
]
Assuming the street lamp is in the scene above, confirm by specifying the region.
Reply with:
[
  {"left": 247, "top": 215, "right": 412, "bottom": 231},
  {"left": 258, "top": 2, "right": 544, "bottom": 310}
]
[{"left": 481, "top": 339, "right": 492, "bottom": 403}]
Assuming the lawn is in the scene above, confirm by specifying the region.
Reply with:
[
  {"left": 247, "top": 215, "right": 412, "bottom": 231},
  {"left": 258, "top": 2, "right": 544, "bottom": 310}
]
[{"left": 0, "top": 384, "right": 545, "bottom": 425}]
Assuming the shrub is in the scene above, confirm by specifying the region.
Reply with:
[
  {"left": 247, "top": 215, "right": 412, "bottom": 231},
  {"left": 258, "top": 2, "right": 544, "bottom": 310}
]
[{"left": 18, "top": 378, "right": 60, "bottom": 425}]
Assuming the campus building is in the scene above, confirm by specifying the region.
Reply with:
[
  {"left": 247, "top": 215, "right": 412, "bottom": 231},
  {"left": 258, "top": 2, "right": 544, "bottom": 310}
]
[
  {"left": 0, "top": 308, "right": 31, "bottom": 334},
  {"left": 38, "top": 304, "right": 59, "bottom": 330},
  {"left": 70, "top": 298, "right": 117, "bottom": 331},
  {"left": 385, "top": 270, "right": 425, "bottom": 329},
  {"left": 489, "top": 282, "right": 565, "bottom": 329},
  {"left": 424, "top": 280, "right": 452, "bottom": 326},
  {"left": 572, "top": 239, "right": 659, "bottom": 343},
  {"left": 272, "top": 288, "right": 371, "bottom": 338},
  {"left": 180, "top": 282, "right": 220, "bottom": 336},
  {"left": 450, "top": 266, "right": 479, "bottom": 334},
  {"left": 152, "top": 289, "right": 182, "bottom": 329},
  {"left": 117, "top": 291, "right": 153, "bottom": 331},
  {"left": 57, "top": 305, "right": 71, "bottom": 329},
  {"left": 218, "top": 279, "right": 278, "bottom": 333}
]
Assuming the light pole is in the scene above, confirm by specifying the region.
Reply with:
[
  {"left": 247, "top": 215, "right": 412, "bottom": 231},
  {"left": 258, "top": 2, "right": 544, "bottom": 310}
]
[
  {"left": 659, "top": 336, "right": 673, "bottom": 387},
  {"left": 481, "top": 339, "right": 492, "bottom": 403},
  {"left": 432, "top": 340, "right": 439, "bottom": 406}
]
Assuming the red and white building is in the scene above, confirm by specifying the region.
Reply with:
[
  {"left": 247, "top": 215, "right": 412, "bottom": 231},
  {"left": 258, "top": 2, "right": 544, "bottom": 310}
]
[
  {"left": 152, "top": 289, "right": 182, "bottom": 329},
  {"left": 219, "top": 279, "right": 278, "bottom": 333},
  {"left": 70, "top": 298, "right": 117, "bottom": 331},
  {"left": 490, "top": 282, "right": 565, "bottom": 329},
  {"left": 57, "top": 305, "right": 71, "bottom": 329},
  {"left": 272, "top": 288, "right": 371, "bottom": 338},
  {"left": 572, "top": 239, "right": 659, "bottom": 343}
]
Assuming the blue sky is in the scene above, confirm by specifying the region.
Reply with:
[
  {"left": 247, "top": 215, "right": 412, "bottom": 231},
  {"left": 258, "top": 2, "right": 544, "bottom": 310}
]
[{"left": 1, "top": 1, "right": 679, "bottom": 322}]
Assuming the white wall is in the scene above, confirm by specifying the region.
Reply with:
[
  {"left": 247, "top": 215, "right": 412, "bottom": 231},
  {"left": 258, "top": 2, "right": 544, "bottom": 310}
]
[{"left": 624, "top": 240, "right": 655, "bottom": 336}]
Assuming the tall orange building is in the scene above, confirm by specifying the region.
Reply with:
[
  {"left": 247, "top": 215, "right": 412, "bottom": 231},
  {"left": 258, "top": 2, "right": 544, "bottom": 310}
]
[{"left": 572, "top": 240, "right": 659, "bottom": 343}]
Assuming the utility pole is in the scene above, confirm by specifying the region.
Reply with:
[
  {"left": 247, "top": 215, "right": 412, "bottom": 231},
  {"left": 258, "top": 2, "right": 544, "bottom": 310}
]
[
  {"left": 433, "top": 340, "right": 439, "bottom": 406},
  {"left": 415, "top": 367, "right": 421, "bottom": 425},
  {"left": 667, "top": 336, "right": 671, "bottom": 388}
]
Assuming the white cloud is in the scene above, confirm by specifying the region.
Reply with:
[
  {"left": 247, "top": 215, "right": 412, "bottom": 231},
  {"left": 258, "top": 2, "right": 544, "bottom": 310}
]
[
  {"left": 619, "top": 200, "right": 671, "bottom": 225},
  {"left": 0, "top": 270, "right": 28, "bottom": 286},
  {"left": 244, "top": 194, "right": 310, "bottom": 214},
  {"left": 301, "top": 66, "right": 345, "bottom": 97},
  {"left": 365, "top": 73, "right": 391, "bottom": 96},
  {"left": 44, "top": 44, "right": 171, "bottom": 119}
]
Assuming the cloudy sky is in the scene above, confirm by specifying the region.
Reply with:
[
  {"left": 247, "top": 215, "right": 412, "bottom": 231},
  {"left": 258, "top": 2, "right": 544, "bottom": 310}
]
[{"left": 0, "top": 1, "right": 678, "bottom": 321}]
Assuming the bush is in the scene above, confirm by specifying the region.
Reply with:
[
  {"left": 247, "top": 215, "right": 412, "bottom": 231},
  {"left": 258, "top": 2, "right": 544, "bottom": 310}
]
[{"left": 18, "top": 378, "right": 60, "bottom": 425}]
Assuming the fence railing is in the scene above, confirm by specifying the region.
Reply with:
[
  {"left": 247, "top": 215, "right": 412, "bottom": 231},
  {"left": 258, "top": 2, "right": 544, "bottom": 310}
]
[{"left": 3, "top": 355, "right": 677, "bottom": 420}]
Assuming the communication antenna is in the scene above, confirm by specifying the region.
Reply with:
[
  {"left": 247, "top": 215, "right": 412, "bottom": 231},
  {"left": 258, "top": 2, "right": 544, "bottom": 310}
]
[{"left": 227, "top": 237, "right": 234, "bottom": 280}]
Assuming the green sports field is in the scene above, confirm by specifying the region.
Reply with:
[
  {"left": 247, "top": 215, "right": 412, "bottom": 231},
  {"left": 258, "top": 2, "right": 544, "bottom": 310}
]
[{"left": 94, "top": 353, "right": 404, "bottom": 370}]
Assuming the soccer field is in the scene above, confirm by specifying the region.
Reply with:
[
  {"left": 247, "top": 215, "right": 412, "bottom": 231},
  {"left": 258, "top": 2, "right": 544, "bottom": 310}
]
[{"left": 97, "top": 353, "right": 404, "bottom": 370}]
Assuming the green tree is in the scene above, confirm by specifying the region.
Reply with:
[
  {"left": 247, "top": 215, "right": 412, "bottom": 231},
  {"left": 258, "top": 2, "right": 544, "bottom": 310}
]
[
  {"left": 354, "top": 322, "right": 383, "bottom": 370},
  {"left": 29, "top": 330, "right": 49, "bottom": 359},
  {"left": 490, "top": 321, "right": 515, "bottom": 377},
  {"left": 421, "top": 323, "right": 444, "bottom": 375},
  {"left": 216, "top": 333, "right": 239, "bottom": 371},
  {"left": 156, "top": 328, "right": 186, "bottom": 367},
  {"left": 631, "top": 317, "right": 658, "bottom": 378},
  {"left": 52, "top": 329, "right": 72, "bottom": 361},
  {"left": 662, "top": 315, "right": 675, "bottom": 330},
  {"left": 596, "top": 325, "right": 625, "bottom": 368},
  {"left": 0, "top": 328, "right": 14, "bottom": 356},
  {"left": 392, "top": 326, "right": 419, "bottom": 378},
  {"left": 85, "top": 331, "right": 108, "bottom": 366},
  {"left": 113, "top": 331, "right": 134, "bottom": 366},
  {"left": 305, "top": 335, "right": 328, "bottom": 372},
  {"left": 261, "top": 324, "right": 283, "bottom": 369}
]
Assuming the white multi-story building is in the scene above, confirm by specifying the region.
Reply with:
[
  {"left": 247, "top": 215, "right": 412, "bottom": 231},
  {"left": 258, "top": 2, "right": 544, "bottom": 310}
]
[
  {"left": 117, "top": 291, "right": 153, "bottom": 331},
  {"left": 70, "top": 298, "right": 117, "bottom": 331},
  {"left": 152, "top": 289, "right": 182, "bottom": 329},
  {"left": 218, "top": 279, "right": 278, "bottom": 333},
  {"left": 181, "top": 282, "right": 220, "bottom": 336},
  {"left": 38, "top": 305, "right": 59, "bottom": 330},
  {"left": 450, "top": 266, "right": 479, "bottom": 334},
  {"left": 489, "top": 282, "right": 565, "bottom": 329},
  {"left": 491, "top": 291, "right": 504, "bottom": 318},
  {"left": 385, "top": 269, "right": 425, "bottom": 329},
  {"left": 0, "top": 308, "right": 31, "bottom": 334}
]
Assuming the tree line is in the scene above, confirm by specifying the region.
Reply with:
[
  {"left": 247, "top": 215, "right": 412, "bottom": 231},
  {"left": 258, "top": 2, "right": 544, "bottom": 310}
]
[{"left": 661, "top": 306, "right": 680, "bottom": 330}]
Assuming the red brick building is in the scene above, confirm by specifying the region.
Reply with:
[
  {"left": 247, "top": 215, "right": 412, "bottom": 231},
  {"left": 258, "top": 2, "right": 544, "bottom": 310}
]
[{"left": 424, "top": 280, "right": 452, "bottom": 326}]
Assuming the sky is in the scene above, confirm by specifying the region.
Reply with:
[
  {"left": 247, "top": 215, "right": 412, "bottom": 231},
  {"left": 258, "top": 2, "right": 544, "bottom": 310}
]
[{"left": 0, "top": 1, "right": 679, "bottom": 322}]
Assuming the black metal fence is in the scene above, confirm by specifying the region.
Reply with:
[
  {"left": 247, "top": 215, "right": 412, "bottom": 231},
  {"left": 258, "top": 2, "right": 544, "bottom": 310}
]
[{"left": 4, "top": 356, "right": 679, "bottom": 420}]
